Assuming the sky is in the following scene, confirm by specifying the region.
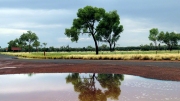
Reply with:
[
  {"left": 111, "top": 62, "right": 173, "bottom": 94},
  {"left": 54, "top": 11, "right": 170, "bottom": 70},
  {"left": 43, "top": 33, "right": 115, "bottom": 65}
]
[{"left": 0, "top": 0, "right": 180, "bottom": 48}]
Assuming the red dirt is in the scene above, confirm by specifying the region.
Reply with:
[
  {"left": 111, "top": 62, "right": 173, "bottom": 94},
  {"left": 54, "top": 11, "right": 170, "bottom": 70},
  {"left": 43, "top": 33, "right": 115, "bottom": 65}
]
[{"left": 0, "top": 59, "right": 180, "bottom": 81}]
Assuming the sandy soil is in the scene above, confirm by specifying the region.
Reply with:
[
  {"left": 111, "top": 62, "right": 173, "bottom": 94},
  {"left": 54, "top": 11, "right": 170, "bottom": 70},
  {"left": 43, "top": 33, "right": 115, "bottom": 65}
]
[{"left": 0, "top": 54, "right": 180, "bottom": 81}]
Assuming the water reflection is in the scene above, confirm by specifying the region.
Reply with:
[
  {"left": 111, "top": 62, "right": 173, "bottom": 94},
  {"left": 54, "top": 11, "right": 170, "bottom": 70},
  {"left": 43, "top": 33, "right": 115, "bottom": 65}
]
[
  {"left": 66, "top": 73, "right": 124, "bottom": 101},
  {"left": 0, "top": 73, "right": 180, "bottom": 101}
]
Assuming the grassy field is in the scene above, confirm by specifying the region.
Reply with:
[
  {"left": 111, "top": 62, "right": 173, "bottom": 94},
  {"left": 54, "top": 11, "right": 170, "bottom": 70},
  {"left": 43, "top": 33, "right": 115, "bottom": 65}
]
[{"left": 1, "top": 50, "right": 180, "bottom": 61}]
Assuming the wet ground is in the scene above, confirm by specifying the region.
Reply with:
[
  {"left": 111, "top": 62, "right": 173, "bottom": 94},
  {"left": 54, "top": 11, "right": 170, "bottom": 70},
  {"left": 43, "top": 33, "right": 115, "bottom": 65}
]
[{"left": 0, "top": 54, "right": 180, "bottom": 81}]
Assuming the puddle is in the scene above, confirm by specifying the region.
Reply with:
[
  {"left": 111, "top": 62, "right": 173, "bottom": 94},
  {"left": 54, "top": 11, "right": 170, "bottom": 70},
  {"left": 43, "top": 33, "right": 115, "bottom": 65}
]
[{"left": 0, "top": 73, "right": 179, "bottom": 101}]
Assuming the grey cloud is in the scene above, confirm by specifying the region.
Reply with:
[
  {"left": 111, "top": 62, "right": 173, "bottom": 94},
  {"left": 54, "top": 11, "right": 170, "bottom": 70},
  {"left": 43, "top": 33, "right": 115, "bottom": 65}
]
[{"left": 0, "top": 0, "right": 180, "bottom": 48}]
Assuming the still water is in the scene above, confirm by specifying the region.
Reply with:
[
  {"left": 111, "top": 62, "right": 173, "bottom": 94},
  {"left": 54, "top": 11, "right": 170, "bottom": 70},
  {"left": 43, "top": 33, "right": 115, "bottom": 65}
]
[{"left": 0, "top": 73, "right": 180, "bottom": 101}]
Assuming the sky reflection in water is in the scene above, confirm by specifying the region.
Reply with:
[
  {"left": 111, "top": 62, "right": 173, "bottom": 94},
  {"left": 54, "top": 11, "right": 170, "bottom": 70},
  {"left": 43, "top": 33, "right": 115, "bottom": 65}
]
[{"left": 0, "top": 73, "right": 180, "bottom": 101}]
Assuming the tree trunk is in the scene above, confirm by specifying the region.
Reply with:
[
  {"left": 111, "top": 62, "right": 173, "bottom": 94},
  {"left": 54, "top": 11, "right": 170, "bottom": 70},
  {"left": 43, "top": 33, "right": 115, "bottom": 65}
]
[
  {"left": 92, "top": 34, "right": 99, "bottom": 55},
  {"left": 113, "top": 42, "right": 116, "bottom": 51},
  {"left": 154, "top": 41, "right": 157, "bottom": 50},
  {"left": 95, "top": 42, "right": 98, "bottom": 55},
  {"left": 109, "top": 43, "right": 112, "bottom": 52},
  {"left": 170, "top": 46, "right": 172, "bottom": 51},
  {"left": 167, "top": 44, "right": 171, "bottom": 51}
]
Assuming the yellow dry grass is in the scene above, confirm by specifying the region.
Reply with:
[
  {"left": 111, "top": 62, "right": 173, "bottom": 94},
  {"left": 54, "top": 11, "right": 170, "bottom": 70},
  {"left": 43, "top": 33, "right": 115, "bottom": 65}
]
[{"left": 1, "top": 52, "right": 180, "bottom": 61}]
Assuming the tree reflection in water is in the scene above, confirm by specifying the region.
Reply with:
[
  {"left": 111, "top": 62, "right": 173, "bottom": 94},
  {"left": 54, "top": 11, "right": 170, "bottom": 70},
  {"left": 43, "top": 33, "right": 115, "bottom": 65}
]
[
  {"left": 27, "top": 73, "right": 35, "bottom": 77},
  {"left": 66, "top": 73, "right": 124, "bottom": 101}
]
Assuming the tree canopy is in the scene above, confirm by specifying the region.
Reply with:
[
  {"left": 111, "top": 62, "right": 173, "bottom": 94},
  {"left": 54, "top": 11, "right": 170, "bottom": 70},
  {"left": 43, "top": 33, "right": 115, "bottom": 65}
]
[
  {"left": 157, "top": 31, "right": 180, "bottom": 51},
  {"left": 65, "top": 6, "right": 123, "bottom": 54},
  {"left": 7, "top": 30, "right": 39, "bottom": 52},
  {"left": 7, "top": 39, "right": 18, "bottom": 51},
  {"left": 20, "top": 31, "right": 38, "bottom": 52},
  {"left": 148, "top": 28, "right": 180, "bottom": 51}
]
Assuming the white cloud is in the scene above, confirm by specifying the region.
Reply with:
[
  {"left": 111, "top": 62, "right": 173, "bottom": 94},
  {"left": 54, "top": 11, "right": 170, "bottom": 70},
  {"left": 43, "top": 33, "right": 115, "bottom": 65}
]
[
  {"left": 3, "top": 23, "right": 63, "bottom": 29},
  {"left": 0, "top": 8, "right": 75, "bottom": 16},
  {"left": 79, "top": 37, "right": 92, "bottom": 41},
  {"left": 121, "top": 18, "right": 152, "bottom": 33},
  {"left": 117, "top": 17, "right": 158, "bottom": 46},
  {"left": 0, "top": 28, "right": 27, "bottom": 36},
  {"left": 57, "top": 37, "right": 71, "bottom": 42}
]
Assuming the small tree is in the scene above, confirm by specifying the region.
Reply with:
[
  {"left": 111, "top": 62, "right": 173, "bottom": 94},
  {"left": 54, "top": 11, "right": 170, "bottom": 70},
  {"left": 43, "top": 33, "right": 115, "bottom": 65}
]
[
  {"left": 86, "top": 45, "right": 94, "bottom": 51},
  {"left": 148, "top": 28, "right": 159, "bottom": 50},
  {"left": 42, "top": 42, "right": 47, "bottom": 51},
  {"left": 100, "top": 44, "right": 108, "bottom": 51},
  {"left": 49, "top": 46, "right": 55, "bottom": 52}
]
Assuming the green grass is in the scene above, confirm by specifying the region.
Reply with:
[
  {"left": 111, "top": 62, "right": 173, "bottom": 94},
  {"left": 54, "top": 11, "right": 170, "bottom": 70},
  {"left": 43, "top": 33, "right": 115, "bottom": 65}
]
[{"left": 1, "top": 50, "right": 180, "bottom": 61}]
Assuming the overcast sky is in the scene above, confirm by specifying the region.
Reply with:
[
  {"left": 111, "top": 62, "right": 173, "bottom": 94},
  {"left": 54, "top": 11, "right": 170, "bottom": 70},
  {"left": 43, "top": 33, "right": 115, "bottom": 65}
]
[{"left": 0, "top": 0, "right": 180, "bottom": 48}]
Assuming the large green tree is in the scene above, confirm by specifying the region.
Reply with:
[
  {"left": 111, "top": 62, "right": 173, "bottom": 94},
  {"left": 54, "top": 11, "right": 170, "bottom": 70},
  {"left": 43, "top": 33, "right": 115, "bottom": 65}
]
[
  {"left": 19, "top": 31, "right": 38, "bottom": 52},
  {"left": 96, "top": 11, "right": 123, "bottom": 51},
  {"left": 148, "top": 28, "right": 159, "bottom": 50},
  {"left": 65, "top": 6, "right": 105, "bottom": 55}
]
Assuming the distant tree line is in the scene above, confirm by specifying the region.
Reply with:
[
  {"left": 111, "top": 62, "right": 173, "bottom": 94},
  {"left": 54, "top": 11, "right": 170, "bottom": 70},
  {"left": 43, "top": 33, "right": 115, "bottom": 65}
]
[
  {"left": 149, "top": 28, "right": 180, "bottom": 51},
  {"left": 2, "top": 44, "right": 180, "bottom": 52}
]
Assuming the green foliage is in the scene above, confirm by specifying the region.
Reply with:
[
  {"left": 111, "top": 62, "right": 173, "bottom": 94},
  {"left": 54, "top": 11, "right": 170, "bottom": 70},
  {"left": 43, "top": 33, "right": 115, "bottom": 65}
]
[
  {"left": 33, "top": 40, "right": 40, "bottom": 51},
  {"left": 157, "top": 31, "right": 180, "bottom": 51},
  {"left": 100, "top": 44, "right": 108, "bottom": 49},
  {"left": 20, "top": 31, "right": 39, "bottom": 52},
  {"left": 7, "top": 30, "right": 39, "bottom": 52},
  {"left": 97, "top": 10, "right": 123, "bottom": 51},
  {"left": 149, "top": 28, "right": 180, "bottom": 51},
  {"left": 140, "top": 44, "right": 150, "bottom": 51},
  {"left": 7, "top": 38, "right": 26, "bottom": 51},
  {"left": 65, "top": 27, "right": 80, "bottom": 42},
  {"left": 7, "top": 40, "right": 18, "bottom": 51}
]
